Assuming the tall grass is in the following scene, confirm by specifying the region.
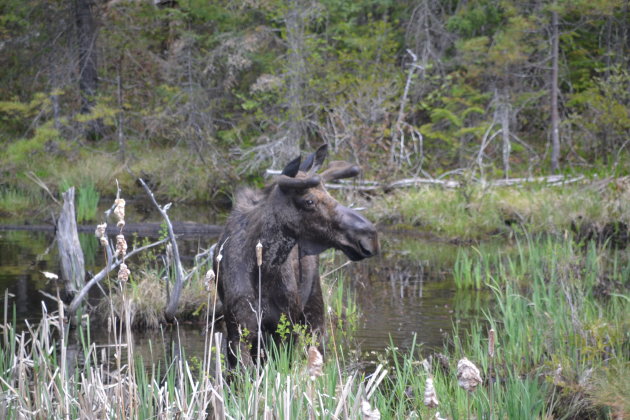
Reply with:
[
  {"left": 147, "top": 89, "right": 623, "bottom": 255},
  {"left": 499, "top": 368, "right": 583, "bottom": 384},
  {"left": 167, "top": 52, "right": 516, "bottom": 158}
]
[
  {"left": 1, "top": 236, "right": 627, "bottom": 418},
  {"left": 0, "top": 271, "right": 382, "bottom": 419},
  {"left": 59, "top": 180, "right": 100, "bottom": 223},
  {"left": 0, "top": 188, "right": 33, "bottom": 218}
]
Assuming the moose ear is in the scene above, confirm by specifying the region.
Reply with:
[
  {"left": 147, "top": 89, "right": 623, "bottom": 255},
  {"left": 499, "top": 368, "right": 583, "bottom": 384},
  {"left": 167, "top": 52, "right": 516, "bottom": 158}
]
[
  {"left": 300, "top": 144, "right": 328, "bottom": 174},
  {"left": 282, "top": 156, "right": 302, "bottom": 178}
]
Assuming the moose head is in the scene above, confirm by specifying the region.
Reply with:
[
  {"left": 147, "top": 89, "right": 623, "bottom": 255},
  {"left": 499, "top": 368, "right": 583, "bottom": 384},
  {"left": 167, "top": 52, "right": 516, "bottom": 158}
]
[{"left": 272, "top": 144, "right": 379, "bottom": 261}]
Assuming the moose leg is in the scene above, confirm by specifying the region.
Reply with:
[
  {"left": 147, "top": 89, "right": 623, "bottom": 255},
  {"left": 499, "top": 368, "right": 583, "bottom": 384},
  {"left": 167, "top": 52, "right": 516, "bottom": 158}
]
[{"left": 224, "top": 296, "right": 260, "bottom": 368}]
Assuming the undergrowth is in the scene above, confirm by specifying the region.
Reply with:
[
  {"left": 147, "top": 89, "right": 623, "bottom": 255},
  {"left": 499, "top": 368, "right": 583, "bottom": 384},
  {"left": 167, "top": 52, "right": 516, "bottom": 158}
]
[{"left": 0, "top": 235, "right": 627, "bottom": 419}]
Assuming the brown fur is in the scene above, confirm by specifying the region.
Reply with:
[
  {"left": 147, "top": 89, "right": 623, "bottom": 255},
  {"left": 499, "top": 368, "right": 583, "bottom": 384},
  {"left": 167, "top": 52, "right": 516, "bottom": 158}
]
[{"left": 215, "top": 146, "right": 378, "bottom": 367}]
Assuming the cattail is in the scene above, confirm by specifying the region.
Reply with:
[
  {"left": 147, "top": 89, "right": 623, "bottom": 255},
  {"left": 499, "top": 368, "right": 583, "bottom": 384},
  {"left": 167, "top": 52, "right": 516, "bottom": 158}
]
[
  {"left": 95, "top": 223, "right": 108, "bottom": 246},
  {"left": 256, "top": 241, "right": 263, "bottom": 267},
  {"left": 457, "top": 358, "right": 482, "bottom": 392},
  {"left": 115, "top": 234, "right": 127, "bottom": 258},
  {"left": 114, "top": 198, "right": 126, "bottom": 229},
  {"left": 424, "top": 376, "right": 439, "bottom": 409},
  {"left": 488, "top": 328, "right": 496, "bottom": 358},
  {"left": 361, "top": 400, "right": 381, "bottom": 420},
  {"left": 307, "top": 346, "right": 323, "bottom": 380},
  {"left": 205, "top": 269, "right": 216, "bottom": 292},
  {"left": 118, "top": 263, "right": 130, "bottom": 283}
]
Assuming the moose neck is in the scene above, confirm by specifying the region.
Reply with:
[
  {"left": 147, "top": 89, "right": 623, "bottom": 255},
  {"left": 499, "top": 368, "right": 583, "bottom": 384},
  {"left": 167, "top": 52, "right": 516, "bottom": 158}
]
[{"left": 252, "top": 187, "right": 300, "bottom": 273}]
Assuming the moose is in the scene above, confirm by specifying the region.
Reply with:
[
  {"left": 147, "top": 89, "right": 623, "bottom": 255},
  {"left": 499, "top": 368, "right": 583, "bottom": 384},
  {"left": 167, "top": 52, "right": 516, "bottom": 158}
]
[{"left": 215, "top": 144, "right": 379, "bottom": 367}]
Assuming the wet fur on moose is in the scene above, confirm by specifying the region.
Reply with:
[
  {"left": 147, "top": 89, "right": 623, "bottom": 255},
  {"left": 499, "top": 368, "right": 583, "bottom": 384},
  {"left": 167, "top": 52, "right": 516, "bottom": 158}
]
[{"left": 215, "top": 145, "right": 379, "bottom": 367}]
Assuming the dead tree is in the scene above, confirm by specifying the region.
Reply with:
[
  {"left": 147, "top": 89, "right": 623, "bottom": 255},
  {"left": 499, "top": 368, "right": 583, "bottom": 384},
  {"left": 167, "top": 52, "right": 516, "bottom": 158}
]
[{"left": 57, "top": 187, "right": 85, "bottom": 298}]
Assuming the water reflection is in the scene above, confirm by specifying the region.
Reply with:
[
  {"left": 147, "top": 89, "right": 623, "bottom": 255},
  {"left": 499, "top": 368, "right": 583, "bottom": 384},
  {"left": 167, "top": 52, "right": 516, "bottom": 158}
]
[
  {"left": 344, "top": 236, "right": 491, "bottom": 353},
  {"left": 0, "top": 228, "right": 493, "bottom": 359}
]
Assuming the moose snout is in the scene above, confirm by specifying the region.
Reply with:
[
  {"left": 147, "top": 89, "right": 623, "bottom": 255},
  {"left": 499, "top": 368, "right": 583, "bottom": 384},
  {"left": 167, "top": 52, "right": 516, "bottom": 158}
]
[{"left": 338, "top": 205, "right": 379, "bottom": 260}]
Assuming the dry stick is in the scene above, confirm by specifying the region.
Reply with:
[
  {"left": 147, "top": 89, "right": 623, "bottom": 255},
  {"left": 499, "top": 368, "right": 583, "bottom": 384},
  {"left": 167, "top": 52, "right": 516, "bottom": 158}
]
[
  {"left": 206, "top": 239, "right": 227, "bottom": 418},
  {"left": 254, "top": 240, "right": 263, "bottom": 420},
  {"left": 138, "top": 178, "right": 185, "bottom": 322},
  {"left": 488, "top": 328, "right": 496, "bottom": 420},
  {"left": 390, "top": 49, "right": 419, "bottom": 165}
]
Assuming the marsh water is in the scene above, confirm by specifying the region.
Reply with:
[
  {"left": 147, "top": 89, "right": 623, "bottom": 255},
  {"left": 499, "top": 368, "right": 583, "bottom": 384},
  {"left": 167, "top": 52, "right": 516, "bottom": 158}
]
[{"left": 0, "top": 204, "right": 494, "bottom": 363}]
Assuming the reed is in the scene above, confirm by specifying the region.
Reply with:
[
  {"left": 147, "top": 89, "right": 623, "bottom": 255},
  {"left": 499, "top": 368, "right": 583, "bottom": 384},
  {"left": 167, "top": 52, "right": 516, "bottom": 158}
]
[
  {"left": 1, "top": 234, "right": 626, "bottom": 419},
  {"left": 0, "top": 188, "right": 33, "bottom": 218}
]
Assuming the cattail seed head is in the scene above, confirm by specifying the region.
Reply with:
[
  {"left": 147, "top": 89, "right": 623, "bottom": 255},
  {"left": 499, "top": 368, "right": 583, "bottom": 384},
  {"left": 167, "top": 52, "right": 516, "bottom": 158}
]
[
  {"left": 114, "top": 198, "right": 125, "bottom": 229},
  {"left": 457, "top": 358, "right": 482, "bottom": 392},
  {"left": 256, "top": 241, "right": 263, "bottom": 266},
  {"left": 116, "top": 234, "right": 127, "bottom": 258},
  {"left": 424, "top": 376, "right": 439, "bottom": 408},
  {"left": 95, "top": 223, "right": 108, "bottom": 246},
  {"left": 307, "top": 346, "right": 323, "bottom": 380},
  {"left": 488, "top": 328, "right": 496, "bottom": 358},
  {"left": 361, "top": 400, "right": 381, "bottom": 420},
  {"left": 95, "top": 223, "right": 107, "bottom": 238},
  {"left": 118, "top": 263, "right": 130, "bottom": 283},
  {"left": 204, "top": 269, "right": 216, "bottom": 292}
]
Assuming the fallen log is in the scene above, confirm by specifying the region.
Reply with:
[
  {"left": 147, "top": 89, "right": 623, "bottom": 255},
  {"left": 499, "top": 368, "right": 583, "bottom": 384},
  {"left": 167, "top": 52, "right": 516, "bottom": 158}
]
[
  {"left": 266, "top": 170, "right": 586, "bottom": 191},
  {"left": 0, "top": 222, "right": 223, "bottom": 237}
]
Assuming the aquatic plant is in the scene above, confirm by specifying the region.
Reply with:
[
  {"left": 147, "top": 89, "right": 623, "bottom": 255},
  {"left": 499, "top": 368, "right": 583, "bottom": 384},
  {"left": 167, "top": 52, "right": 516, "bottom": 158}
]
[{"left": 1, "top": 233, "right": 627, "bottom": 419}]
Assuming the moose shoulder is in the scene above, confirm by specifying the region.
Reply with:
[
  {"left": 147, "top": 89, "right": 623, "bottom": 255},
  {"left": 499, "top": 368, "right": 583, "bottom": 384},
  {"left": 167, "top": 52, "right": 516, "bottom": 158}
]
[{"left": 215, "top": 145, "right": 379, "bottom": 367}]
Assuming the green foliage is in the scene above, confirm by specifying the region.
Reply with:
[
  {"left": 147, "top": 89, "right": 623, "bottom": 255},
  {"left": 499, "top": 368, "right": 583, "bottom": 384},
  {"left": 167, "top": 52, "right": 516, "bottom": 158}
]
[
  {"left": 275, "top": 313, "right": 291, "bottom": 341},
  {"left": 446, "top": 0, "right": 504, "bottom": 38},
  {"left": 567, "top": 65, "right": 630, "bottom": 159},
  {"left": 1, "top": 0, "right": 630, "bottom": 206},
  {"left": 0, "top": 188, "right": 33, "bottom": 217},
  {"left": 75, "top": 182, "right": 100, "bottom": 223}
]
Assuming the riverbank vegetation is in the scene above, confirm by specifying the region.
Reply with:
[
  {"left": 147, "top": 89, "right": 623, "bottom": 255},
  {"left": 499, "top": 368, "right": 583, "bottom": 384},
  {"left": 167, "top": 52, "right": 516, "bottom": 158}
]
[
  {"left": 1, "top": 0, "right": 629, "bottom": 215},
  {"left": 372, "top": 177, "right": 630, "bottom": 242},
  {"left": 1, "top": 234, "right": 627, "bottom": 418}
]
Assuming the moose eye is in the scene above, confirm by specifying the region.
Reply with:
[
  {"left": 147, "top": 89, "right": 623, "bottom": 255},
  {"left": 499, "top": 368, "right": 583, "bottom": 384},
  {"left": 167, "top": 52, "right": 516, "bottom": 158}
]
[{"left": 305, "top": 199, "right": 314, "bottom": 206}]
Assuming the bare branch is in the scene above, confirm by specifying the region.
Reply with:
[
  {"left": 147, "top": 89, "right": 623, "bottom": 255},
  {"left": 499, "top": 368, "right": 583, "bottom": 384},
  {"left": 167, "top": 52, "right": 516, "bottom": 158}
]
[
  {"left": 138, "top": 178, "right": 185, "bottom": 322},
  {"left": 67, "top": 237, "right": 170, "bottom": 315}
]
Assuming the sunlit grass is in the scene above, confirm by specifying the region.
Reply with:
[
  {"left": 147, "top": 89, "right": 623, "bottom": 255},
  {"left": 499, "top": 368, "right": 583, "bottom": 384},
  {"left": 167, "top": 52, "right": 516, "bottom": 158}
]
[{"left": 373, "top": 182, "right": 630, "bottom": 240}]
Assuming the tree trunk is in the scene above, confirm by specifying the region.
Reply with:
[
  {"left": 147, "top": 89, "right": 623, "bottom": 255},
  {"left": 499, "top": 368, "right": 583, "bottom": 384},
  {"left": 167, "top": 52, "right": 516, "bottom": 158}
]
[
  {"left": 74, "top": 0, "right": 102, "bottom": 138},
  {"left": 550, "top": 8, "right": 560, "bottom": 174},
  {"left": 501, "top": 93, "right": 511, "bottom": 179},
  {"left": 57, "top": 187, "right": 85, "bottom": 298}
]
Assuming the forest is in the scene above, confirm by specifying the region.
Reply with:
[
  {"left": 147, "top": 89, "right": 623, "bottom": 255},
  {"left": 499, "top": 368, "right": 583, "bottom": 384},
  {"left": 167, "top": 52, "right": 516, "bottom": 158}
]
[
  {"left": 1, "top": 0, "right": 629, "bottom": 206},
  {"left": 0, "top": 1, "right": 629, "bottom": 419}
]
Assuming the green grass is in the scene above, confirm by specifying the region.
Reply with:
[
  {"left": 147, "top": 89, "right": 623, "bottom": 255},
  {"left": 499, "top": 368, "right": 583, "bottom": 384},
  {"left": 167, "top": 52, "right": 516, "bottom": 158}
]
[
  {"left": 372, "top": 181, "right": 630, "bottom": 241},
  {"left": 1, "top": 235, "right": 627, "bottom": 419},
  {"left": 0, "top": 188, "right": 34, "bottom": 218}
]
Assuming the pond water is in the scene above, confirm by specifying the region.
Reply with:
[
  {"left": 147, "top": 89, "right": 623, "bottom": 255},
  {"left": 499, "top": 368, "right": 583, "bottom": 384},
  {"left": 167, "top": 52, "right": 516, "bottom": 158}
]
[{"left": 0, "top": 206, "right": 494, "bottom": 363}]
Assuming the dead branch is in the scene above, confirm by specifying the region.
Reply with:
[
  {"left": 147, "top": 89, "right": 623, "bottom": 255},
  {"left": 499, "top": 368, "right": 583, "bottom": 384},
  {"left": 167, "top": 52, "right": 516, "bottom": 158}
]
[
  {"left": 138, "top": 178, "right": 185, "bottom": 322},
  {"left": 67, "top": 237, "right": 170, "bottom": 315}
]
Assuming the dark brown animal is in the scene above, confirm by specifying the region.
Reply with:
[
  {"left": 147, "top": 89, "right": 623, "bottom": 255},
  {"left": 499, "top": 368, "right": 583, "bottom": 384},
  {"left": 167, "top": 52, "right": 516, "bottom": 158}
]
[{"left": 215, "top": 145, "right": 379, "bottom": 367}]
